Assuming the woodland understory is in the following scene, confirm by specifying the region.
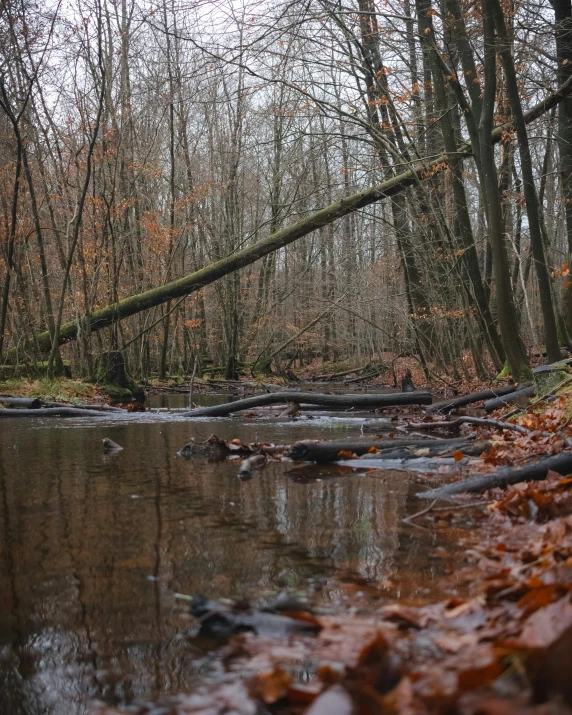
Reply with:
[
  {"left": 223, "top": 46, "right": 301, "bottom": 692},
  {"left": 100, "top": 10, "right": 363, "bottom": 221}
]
[{"left": 3, "top": 0, "right": 572, "bottom": 386}]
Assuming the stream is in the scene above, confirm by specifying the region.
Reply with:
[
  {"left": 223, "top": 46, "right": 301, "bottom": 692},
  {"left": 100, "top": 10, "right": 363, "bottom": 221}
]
[{"left": 0, "top": 391, "right": 466, "bottom": 714}]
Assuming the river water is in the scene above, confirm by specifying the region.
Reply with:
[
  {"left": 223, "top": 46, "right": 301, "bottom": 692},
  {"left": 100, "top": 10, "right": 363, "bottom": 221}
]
[{"left": 0, "top": 392, "right": 463, "bottom": 714}]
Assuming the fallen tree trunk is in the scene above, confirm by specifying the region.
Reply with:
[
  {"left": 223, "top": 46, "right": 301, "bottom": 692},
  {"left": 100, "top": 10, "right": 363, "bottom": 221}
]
[
  {"left": 0, "top": 407, "right": 112, "bottom": 418},
  {"left": 357, "top": 440, "right": 490, "bottom": 460},
  {"left": 417, "top": 451, "right": 572, "bottom": 499},
  {"left": 483, "top": 386, "right": 536, "bottom": 412},
  {"left": 0, "top": 396, "right": 42, "bottom": 408},
  {"left": 409, "top": 415, "right": 539, "bottom": 435},
  {"left": 287, "top": 436, "right": 473, "bottom": 463},
  {"left": 184, "top": 391, "right": 432, "bottom": 417},
  {"left": 13, "top": 78, "right": 572, "bottom": 360},
  {"left": 427, "top": 384, "right": 524, "bottom": 413}
]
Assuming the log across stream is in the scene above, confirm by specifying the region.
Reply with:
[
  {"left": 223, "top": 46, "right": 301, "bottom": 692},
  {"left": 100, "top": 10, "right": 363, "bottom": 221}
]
[{"left": 184, "top": 390, "right": 432, "bottom": 417}]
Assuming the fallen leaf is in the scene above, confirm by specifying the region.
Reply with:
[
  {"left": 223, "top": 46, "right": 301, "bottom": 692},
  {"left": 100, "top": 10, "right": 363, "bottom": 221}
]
[
  {"left": 518, "top": 595, "right": 572, "bottom": 648},
  {"left": 248, "top": 667, "right": 292, "bottom": 704}
]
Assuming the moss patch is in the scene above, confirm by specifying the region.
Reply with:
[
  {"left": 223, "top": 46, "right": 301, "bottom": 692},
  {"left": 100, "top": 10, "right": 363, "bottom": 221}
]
[{"left": 0, "top": 377, "right": 96, "bottom": 403}]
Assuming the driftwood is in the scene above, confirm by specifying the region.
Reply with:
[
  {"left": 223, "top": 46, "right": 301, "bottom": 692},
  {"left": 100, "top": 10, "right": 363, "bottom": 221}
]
[
  {"left": 287, "top": 436, "right": 473, "bottom": 463},
  {"left": 417, "top": 451, "right": 572, "bottom": 499},
  {"left": 0, "top": 396, "right": 42, "bottom": 408},
  {"left": 483, "top": 386, "right": 536, "bottom": 412},
  {"left": 427, "top": 384, "right": 528, "bottom": 413},
  {"left": 0, "top": 407, "right": 111, "bottom": 418},
  {"left": 184, "top": 391, "right": 432, "bottom": 417}
]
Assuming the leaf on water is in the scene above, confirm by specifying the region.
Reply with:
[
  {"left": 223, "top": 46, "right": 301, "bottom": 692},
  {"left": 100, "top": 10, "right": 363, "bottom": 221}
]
[{"left": 453, "top": 450, "right": 464, "bottom": 462}]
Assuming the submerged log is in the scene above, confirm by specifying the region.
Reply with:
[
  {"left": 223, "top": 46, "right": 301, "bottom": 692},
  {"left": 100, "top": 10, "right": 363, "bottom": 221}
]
[
  {"left": 0, "top": 396, "right": 42, "bottom": 409},
  {"left": 0, "top": 407, "right": 110, "bottom": 418},
  {"left": 287, "top": 436, "right": 473, "bottom": 463},
  {"left": 427, "top": 384, "right": 526, "bottom": 413},
  {"left": 184, "top": 391, "right": 432, "bottom": 417},
  {"left": 417, "top": 451, "right": 572, "bottom": 499}
]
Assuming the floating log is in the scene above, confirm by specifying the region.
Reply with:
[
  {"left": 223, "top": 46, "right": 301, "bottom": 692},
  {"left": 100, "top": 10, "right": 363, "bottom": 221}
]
[
  {"left": 0, "top": 407, "right": 110, "bottom": 418},
  {"left": 184, "top": 391, "right": 432, "bottom": 417},
  {"left": 417, "top": 451, "right": 572, "bottom": 499},
  {"left": 287, "top": 436, "right": 473, "bottom": 463},
  {"left": 483, "top": 386, "right": 536, "bottom": 412},
  {"left": 427, "top": 384, "right": 523, "bottom": 413},
  {"left": 0, "top": 396, "right": 42, "bottom": 409}
]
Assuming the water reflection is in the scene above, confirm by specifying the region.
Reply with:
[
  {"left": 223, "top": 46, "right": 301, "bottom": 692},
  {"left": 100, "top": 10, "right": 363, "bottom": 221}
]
[{"left": 0, "top": 395, "right": 457, "bottom": 714}]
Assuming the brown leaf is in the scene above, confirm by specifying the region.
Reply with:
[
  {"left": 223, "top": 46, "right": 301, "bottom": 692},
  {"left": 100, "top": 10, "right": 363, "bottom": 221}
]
[
  {"left": 383, "top": 604, "right": 429, "bottom": 630},
  {"left": 248, "top": 667, "right": 292, "bottom": 704},
  {"left": 453, "top": 450, "right": 464, "bottom": 462},
  {"left": 518, "top": 595, "right": 572, "bottom": 649},
  {"left": 456, "top": 645, "right": 503, "bottom": 691},
  {"left": 517, "top": 585, "right": 561, "bottom": 617}
]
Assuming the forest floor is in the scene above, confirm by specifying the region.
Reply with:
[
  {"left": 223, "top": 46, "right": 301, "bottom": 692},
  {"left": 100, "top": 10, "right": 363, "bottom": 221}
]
[
  {"left": 0, "top": 376, "right": 101, "bottom": 403},
  {"left": 90, "top": 374, "right": 572, "bottom": 715}
]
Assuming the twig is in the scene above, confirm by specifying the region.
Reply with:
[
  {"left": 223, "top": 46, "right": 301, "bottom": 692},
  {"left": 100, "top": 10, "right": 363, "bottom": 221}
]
[{"left": 402, "top": 499, "right": 437, "bottom": 526}]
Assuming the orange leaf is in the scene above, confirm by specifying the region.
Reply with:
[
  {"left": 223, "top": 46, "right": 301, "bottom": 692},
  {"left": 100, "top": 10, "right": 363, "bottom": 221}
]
[
  {"left": 368, "top": 446, "right": 379, "bottom": 453},
  {"left": 337, "top": 449, "right": 356, "bottom": 459},
  {"left": 248, "top": 668, "right": 292, "bottom": 704},
  {"left": 453, "top": 450, "right": 464, "bottom": 462}
]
